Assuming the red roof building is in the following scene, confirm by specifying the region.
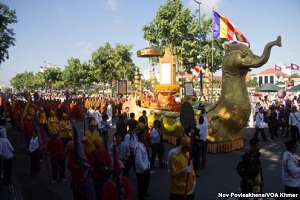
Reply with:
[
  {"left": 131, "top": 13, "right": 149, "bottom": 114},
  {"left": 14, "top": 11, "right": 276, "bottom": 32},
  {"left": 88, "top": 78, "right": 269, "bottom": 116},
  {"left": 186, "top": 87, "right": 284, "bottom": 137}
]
[{"left": 252, "top": 68, "right": 287, "bottom": 86}]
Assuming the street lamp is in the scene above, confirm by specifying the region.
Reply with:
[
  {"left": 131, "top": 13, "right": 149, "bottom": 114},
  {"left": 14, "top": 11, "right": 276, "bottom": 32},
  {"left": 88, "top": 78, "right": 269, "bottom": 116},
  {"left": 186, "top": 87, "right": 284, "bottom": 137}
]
[{"left": 194, "top": 0, "right": 203, "bottom": 97}]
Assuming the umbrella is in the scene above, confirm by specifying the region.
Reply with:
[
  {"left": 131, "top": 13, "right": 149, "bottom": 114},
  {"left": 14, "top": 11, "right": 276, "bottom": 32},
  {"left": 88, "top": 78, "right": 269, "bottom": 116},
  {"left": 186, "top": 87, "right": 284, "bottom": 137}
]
[
  {"left": 287, "top": 84, "right": 300, "bottom": 92},
  {"left": 255, "top": 83, "right": 281, "bottom": 92},
  {"left": 275, "top": 82, "right": 285, "bottom": 88},
  {"left": 252, "top": 93, "right": 262, "bottom": 97}
]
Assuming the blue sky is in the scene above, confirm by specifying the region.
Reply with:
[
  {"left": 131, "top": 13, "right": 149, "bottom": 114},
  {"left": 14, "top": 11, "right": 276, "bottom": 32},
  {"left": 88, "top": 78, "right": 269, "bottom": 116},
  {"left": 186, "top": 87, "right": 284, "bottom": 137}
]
[{"left": 1, "top": 0, "right": 299, "bottom": 86}]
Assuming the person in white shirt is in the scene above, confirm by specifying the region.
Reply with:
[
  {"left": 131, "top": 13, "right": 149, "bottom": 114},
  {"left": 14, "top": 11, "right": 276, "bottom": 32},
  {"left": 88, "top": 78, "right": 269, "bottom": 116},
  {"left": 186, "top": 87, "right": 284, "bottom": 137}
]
[
  {"left": 106, "top": 102, "right": 113, "bottom": 127},
  {"left": 150, "top": 120, "right": 164, "bottom": 168},
  {"left": 254, "top": 107, "right": 268, "bottom": 142},
  {"left": 196, "top": 112, "right": 208, "bottom": 171},
  {"left": 289, "top": 106, "right": 300, "bottom": 141},
  {"left": 135, "top": 122, "right": 151, "bottom": 199},
  {"left": 28, "top": 129, "right": 41, "bottom": 175},
  {"left": 94, "top": 106, "right": 102, "bottom": 131},
  {"left": 282, "top": 139, "right": 300, "bottom": 196},
  {"left": 123, "top": 121, "right": 138, "bottom": 177},
  {"left": 0, "top": 134, "right": 14, "bottom": 185},
  {"left": 86, "top": 106, "right": 95, "bottom": 125}
]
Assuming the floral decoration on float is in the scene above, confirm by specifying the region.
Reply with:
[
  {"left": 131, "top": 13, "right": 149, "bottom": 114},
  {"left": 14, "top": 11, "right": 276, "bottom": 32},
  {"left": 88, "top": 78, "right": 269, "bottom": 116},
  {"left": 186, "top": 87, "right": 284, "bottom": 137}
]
[{"left": 160, "top": 115, "right": 181, "bottom": 132}]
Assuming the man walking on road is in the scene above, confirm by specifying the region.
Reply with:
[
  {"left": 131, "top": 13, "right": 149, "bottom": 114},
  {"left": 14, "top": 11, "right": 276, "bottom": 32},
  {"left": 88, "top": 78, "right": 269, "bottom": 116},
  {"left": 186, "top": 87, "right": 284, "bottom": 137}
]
[{"left": 236, "top": 138, "right": 264, "bottom": 198}]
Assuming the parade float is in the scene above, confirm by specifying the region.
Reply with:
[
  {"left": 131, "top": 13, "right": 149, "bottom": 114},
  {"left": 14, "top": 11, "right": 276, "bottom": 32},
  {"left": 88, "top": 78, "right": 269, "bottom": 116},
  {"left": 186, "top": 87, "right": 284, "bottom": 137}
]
[{"left": 125, "top": 36, "right": 282, "bottom": 153}]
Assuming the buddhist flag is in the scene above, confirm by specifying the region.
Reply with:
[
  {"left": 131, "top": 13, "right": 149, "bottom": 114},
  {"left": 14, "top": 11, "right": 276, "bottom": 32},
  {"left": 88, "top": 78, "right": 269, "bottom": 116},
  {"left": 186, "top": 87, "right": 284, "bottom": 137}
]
[
  {"left": 291, "top": 63, "right": 300, "bottom": 70},
  {"left": 213, "top": 11, "right": 250, "bottom": 45},
  {"left": 275, "top": 65, "right": 282, "bottom": 71},
  {"left": 194, "top": 63, "right": 204, "bottom": 74}
]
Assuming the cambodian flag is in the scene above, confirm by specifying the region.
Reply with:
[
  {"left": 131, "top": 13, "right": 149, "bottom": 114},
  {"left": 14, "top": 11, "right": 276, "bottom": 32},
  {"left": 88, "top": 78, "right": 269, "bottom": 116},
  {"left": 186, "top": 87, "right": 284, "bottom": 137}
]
[
  {"left": 291, "top": 63, "right": 300, "bottom": 70},
  {"left": 275, "top": 65, "right": 282, "bottom": 71}
]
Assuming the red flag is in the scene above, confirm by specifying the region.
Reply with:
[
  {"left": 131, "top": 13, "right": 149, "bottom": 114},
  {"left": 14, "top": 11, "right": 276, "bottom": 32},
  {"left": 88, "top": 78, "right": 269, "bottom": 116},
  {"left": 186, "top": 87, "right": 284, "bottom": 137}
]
[
  {"left": 291, "top": 63, "right": 300, "bottom": 70},
  {"left": 275, "top": 65, "right": 282, "bottom": 71}
]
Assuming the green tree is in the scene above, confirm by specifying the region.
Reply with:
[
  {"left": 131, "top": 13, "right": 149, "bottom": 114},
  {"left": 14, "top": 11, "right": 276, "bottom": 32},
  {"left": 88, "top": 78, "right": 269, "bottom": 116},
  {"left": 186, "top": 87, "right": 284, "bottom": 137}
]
[
  {"left": 289, "top": 73, "right": 298, "bottom": 81},
  {"left": 142, "top": 0, "right": 223, "bottom": 73},
  {"left": 0, "top": 3, "right": 17, "bottom": 64},
  {"left": 246, "top": 77, "right": 258, "bottom": 88},
  {"left": 62, "top": 58, "right": 86, "bottom": 91},
  {"left": 91, "top": 43, "right": 136, "bottom": 93},
  {"left": 142, "top": 79, "right": 152, "bottom": 90},
  {"left": 10, "top": 71, "right": 35, "bottom": 91},
  {"left": 32, "top": 72, "right": 45, "bottom": 89}
]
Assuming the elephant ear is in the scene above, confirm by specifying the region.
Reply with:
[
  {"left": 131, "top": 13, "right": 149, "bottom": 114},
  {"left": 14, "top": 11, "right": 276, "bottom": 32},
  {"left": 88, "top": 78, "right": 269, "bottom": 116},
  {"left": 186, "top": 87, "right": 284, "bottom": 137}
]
[{"left": 180, "top": 102, "right": 195, "bottom": 131}]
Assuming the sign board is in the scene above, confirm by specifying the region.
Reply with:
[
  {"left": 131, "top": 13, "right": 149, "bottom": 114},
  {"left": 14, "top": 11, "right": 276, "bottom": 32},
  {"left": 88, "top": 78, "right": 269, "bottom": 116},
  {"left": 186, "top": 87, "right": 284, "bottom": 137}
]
[{"left": 117, "top": 80, "right": 127, "bottom": 94}]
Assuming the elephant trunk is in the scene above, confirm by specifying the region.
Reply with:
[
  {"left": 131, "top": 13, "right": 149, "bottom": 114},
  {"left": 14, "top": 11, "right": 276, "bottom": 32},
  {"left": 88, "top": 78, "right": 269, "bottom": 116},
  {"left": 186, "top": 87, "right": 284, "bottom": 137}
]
[{"left": 250, "top": 36, "right": 282, "bottom": 68}]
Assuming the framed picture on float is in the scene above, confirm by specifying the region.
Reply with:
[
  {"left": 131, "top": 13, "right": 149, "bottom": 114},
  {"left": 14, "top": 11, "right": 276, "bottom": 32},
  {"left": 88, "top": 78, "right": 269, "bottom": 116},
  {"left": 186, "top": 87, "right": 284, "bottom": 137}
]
[
  {"left": 184, "top": 82, "right": 194, "bottom": 96},
  {"left": 117, "top": 80, "right": 127, "bottom": 94}
]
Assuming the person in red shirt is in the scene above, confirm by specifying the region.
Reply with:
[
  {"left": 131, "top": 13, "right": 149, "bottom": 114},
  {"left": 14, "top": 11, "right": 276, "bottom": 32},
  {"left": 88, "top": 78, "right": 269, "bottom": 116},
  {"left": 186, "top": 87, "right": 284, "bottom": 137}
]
[
  {"left": 87, "top": 137, "right": 111, "bottom": 200},
  {"left": 66, "top": 140, "right": 88, "bottom": 200},
  {"left": 46, "top": 129, "right": 66, "bottom": 184},
  {"left": 102, "top": 160, "right": 134, "bottom": 200}
]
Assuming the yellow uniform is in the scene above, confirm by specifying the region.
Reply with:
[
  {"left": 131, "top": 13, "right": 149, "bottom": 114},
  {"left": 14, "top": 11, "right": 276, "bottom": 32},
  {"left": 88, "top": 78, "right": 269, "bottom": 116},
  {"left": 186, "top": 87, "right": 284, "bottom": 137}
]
[
  {"left": 84, "top": 129, "right": 100, "bottom": 154},
  {"left": 48, "top": 116, "right": 59, "bottom": 132},
  {"left": 38, "top": 111, "right": 47, "bottom": 124},
  {"left": 170, "top": 151, "right": 196, "bottom": 195},
  {"left": 59, "top": 119, "right": 72, "bottom": 139}
]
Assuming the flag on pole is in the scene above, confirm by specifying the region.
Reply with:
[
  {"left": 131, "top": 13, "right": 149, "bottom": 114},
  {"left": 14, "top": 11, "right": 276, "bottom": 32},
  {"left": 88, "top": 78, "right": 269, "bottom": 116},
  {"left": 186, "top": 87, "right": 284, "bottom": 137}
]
[
  {"left": 194, "top": 63, "right": 204, "bottom": 74},
  {"left": 275, "top": 65, "right": 282, "bottom": 71},
  {"left": 73, "top": 125, "right": 94, "bottom": 200},
  {"left": 291, "top": 63, "right": 300, "bottom": 70},
  {"left": 213, "top": 11, "right": 250, "bottom": 45}
]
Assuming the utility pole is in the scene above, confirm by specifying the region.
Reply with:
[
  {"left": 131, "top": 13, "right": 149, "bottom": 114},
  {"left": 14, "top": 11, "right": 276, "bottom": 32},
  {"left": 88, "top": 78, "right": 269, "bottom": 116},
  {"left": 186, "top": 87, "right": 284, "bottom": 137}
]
[{"left": 194, "top": 0, "right": 203, "bottom": 97}]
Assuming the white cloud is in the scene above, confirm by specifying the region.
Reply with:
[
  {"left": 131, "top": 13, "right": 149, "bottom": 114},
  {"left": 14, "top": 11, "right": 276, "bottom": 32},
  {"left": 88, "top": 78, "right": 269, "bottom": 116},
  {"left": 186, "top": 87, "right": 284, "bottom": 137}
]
[
  {"left": 106, "top": 0, "right": 118, "bottom": 11},
  {"left": 74, "top": 41, "right": 94, "bottom": 55}
]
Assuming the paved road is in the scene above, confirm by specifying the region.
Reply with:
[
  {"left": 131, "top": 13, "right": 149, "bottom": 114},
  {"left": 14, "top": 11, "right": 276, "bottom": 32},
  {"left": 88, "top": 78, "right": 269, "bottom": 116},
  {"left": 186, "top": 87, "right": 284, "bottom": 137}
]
[{"left": 1, "top": 119, "right": 291, "bottom": 200}]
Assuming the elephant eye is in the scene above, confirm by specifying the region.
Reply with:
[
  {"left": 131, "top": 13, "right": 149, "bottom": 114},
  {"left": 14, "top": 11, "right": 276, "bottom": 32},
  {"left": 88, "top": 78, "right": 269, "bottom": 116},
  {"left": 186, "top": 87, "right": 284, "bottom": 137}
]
[{"left": 240, "top": 51, "right": 247, "bottom": 58}]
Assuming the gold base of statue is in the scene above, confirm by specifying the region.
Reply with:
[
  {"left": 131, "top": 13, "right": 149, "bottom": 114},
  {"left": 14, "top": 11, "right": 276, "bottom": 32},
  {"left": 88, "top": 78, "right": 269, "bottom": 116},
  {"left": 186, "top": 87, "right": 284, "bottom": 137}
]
[{"left": 207, "top": 138, "right": 244, "bottom": 153}]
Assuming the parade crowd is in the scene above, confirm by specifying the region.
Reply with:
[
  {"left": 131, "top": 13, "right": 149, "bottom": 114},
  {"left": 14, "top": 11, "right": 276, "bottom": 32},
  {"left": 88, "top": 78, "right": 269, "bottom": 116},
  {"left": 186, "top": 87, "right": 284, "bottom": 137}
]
[{"left": 1, "top": 92, "right": 300, "bottom": 199}]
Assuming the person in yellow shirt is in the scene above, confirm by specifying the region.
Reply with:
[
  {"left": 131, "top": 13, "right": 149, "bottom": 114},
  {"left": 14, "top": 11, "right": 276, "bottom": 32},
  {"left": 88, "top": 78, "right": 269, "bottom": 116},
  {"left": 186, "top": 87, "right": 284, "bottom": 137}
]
[
  {"left": 59, "top": 113, "right": 72, "bottom": 148},
  {"left": 47, "top": 110, "right": 59, "bottom": 135},
  {"left": 38, "top": 107, "right": 48, "bottom": 142},
  {"left": 169, "top": 136, "right": 196, "bottom": 200},
  {"left": 83, "top": 120, "right": 101, "bottom": 154}
]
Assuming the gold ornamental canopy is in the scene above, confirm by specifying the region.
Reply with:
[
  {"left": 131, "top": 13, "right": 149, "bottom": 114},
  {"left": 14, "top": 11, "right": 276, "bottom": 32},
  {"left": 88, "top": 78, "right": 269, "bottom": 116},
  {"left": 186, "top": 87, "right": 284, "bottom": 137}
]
[{"left": 137, "top": 47, "right": 162, "bottom": 58}]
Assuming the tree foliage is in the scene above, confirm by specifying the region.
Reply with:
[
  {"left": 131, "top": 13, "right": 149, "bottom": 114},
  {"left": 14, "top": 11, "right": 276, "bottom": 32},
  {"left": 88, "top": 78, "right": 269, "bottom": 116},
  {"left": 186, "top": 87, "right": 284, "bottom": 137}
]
[
  {"left": 62, "top": 58, "right": 87, "bottom": 89},
  {"left": 246, "top": 77, "right": 258, "bottom": 88},
  {"left": 91, "top": 42, "right": 135, "bottom": 86},
  {"left": 0, "top": 3, "right": 17, "bottom": 64},
  {"left": 10, "top": 71, "right": 35, "bottom": 91},
  {"left": 142, "top": 0, "right": 223, "bottom": 73}
]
